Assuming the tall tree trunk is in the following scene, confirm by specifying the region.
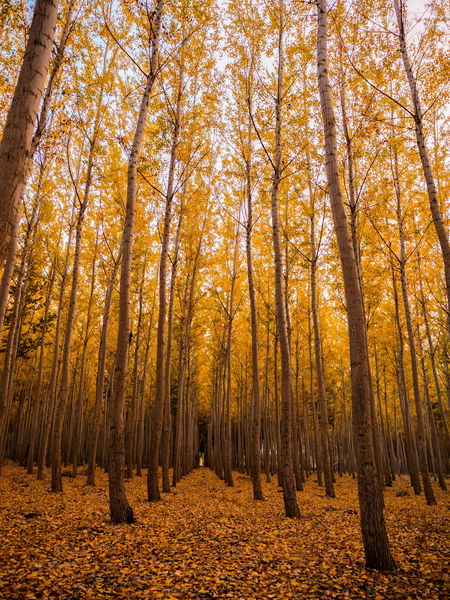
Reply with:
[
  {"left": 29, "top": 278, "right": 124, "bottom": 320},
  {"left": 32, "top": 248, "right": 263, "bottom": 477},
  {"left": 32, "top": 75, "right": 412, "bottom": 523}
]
[
  {"left": 316, "top": 0, "right": 396, "bottom": 570},
  {"left": 0, "top": 220, "right": 19, "bottom": 341},
  {"left": 147, "top": 44, "right": 183, "bottom": 502},
  {"left": 222, "top": 220, "right": 240, "bottom": 488},
  {"left": 374, "top": 347, "right": 393, "bottom": 487},
  {"left": 126, "top": 271, "right": 145, "bottom": 480},
  {"left": 26, "top": 259, "right": 56, "bottom": 473},
  {"left": 391, "top": 266, "right": 421, "bottom": 493},
  {"left": 310, "top": 211, "right": 335, "bottom": 498},
  {"left": 0, "top": 0, "right": 74, "bottom": 348},
  {"left": 0, "top": 174, "right": 42, "bottom": 467},
  {"left": 71, "top": 238, "right": 98, "bottom": 477},
  {"left": 37, "top": 207, "right": 75, "bottom": 480},
  {"left": 173, "top": 328, "right": 188, "bottom": 485},
  {"left": 172, "top": 211, "right": 206, "bottom": 485},
  {"left": 283, "top": 227, "right": 303, "bottom": 493},
  {"left": 417, "top": 328, "right": 447, "bottom": 490},
  {"left": 245, "top": 97, "right": 263, "bottom": 501},
  {"left": 161, "top": 211, "right": 182, "bottom": 493},
  {"left": 137, "top": 282, "right": 157, "bottom": 477},
  {"left": 109, "top": 0, "right": 164, "bottom": 522},
  {"left": 341, "top": 74, "right": 385, "bottom": 495},
  {"left": 50, "top": 145, "right": 93, "bottom": 492},
  {"left": 87, "top": 251, "right": 121, "bottom": 486},
  {"left": 308, "top": 297, "right": 322, "bottom": 485},
  {"left": 393, "top": 152, "right": 436, "bottom": 506},
  {"left": 393, "top": 0, "right": 450, "bottom": 337},
  {"left": 417, "top": 253, "right": 449, "bottom": 443},
  {"left": 0, "top": 0, "right": 59, "bottom": 261},
  {"left": 269, "top": 1, "right": 299, "bottom": 518}
]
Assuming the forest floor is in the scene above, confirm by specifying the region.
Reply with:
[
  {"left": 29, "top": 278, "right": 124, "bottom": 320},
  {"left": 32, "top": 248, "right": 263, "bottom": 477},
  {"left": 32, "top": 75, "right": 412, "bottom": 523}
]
[{"left": 0, "top": 464, "right": 448, "bottom": 600}]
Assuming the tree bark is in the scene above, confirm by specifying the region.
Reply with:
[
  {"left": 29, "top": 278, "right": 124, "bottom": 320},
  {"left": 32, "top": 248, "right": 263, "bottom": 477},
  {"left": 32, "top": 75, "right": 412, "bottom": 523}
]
[
  {"left": 0, "top": 0, "right": 74, "bottom": 355},
  {"left": 37, "top": 207, "right": 75, "bottom": 480},
  {"left": 162, "top": 211, "right": 182, "bottom": 493},
  {"left": 147, "top": 41, "right": 183, "bottom": 502},
  {"left": 394, "top": 0, "right": 450, "bottom": 338},
  {"left": 417, "top": 329, "right": 447, "bottom": 490},
  {"left": 269, "top": 1, "right": 299, "bottom": 518},
  {"left": 26, "top": 259, "right": 56, "bottom": 473},
  {"left": 126, "top": 272, "right": 145, "bottom": 480},
  {"left": 71, "top": 239, "right": 98, "bottom": 477},
  {"left": 87, "top": 251, "right": 121, "bottom": 485},
  {"left": 244, "top": 97, "right": 263, "bottom": 501},
  {"left": 317, "top": 0, "right": 396, "bottom": 570},
  {"left": 393, "top": 152, "right": 436, "bottom": 505},
  {"left": 0, "top": 172, "right": 42, "bottom": 468},
  {"left": 0, "top": 0, "right": 59, "bottom": 261},
  {"left": 109, "top": 0, "right": 164, "bottom": 522},
  {"left": 310, "top": 211, "right": 335, "bottom": 498},
  {"left": 391, "top": 266, "right": 421, "bottom": 493},
  {"left": 50, "top": 144, "right": 92, "bottom": 492}
]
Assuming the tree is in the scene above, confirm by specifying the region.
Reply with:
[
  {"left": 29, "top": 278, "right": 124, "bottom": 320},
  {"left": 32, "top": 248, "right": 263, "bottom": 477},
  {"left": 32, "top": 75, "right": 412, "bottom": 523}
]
[
  {"left": 269, "top": 0, "right": 300, "bottom": 519},
  {"left": 244, "top": 68, "right": 264, "bottom": 501},
  {"left": 316, "top": 0, "right": 396, "bottom": 571},
  {"left": 393, "top": 0, "right": 450, "bottom": 339},
  {"left": 0, "top": 0, "right": 59, "bottom": 261},
  {"left": 108, "top": 0, "right": 164, "bottom": 523},
  {"left": 309, "top": 190, "right": 335, "bottom": 498},
  {"left": 148, "top": 36, "right": 185, "bottom": 502}
]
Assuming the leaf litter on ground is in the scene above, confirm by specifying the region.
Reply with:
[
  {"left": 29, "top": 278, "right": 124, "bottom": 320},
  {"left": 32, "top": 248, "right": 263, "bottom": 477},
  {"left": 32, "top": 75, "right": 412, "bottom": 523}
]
[{"left": 0, "top": 464, "right": 448, "bottom": 599}]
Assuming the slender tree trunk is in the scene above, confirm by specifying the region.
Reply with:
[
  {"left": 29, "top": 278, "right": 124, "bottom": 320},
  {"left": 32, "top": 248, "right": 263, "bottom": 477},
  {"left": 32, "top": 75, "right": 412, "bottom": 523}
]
[
  {"left": 37, "top": 207, "right": 75, "bottom": 480},
  {"left": 0, "top": 275, "right": 29, "bottom": 466},
  {"left": 310, "top": 212, "right": 335, "bottom": 498},
  {"left": 0, "top": 0, "right": 74, "bottom": 356},
  {"left": 269, "top": 1, "right": 299, "bottom": 518},
  {"left": 317, "top": 0, "right": 396, "bottom": 570},
  {"left": 172, "top": 213, "right": 206, "bottom": 485},
  {"left": 87, "top": 252, "right": 121, "bottom": 485},
  {"left": 391, "top": 267, "right": 421, "bottom": 493},
  {"left": 263, "top": 307, "right": 272, "bottom": 483},
  {"left": 126, "top": 273, "right": 145, "bottom": 480},
  {"left": 244, "top": 106, "right": 263, "bottom": 501},
  {"left": 26, "top": 260, "right": 56, "bottom": 473},
  {"left": 147, "top": 44, "right": 182, "bottom": 502},
  {"left": 308, "top": 299, "right": 322, "bottom": 485},
  {"left": 417, "top": 254, "right": 449, "bottom": 443},
  {"left": 0, "top": 220, "right": 19, "bottom": 340},
  {"left": 417, "top": 329, "right": 447, "bottom": 490},
  {"left": 0, "top": 175, "right": 42, "bottom": 467},
  {"left": 393, "top": 0, "right": 450, "bottom": 337},
  {"left": 162, "top": 212, "right": 182, "bottom": 493},
  {"left": 173, "top": 332, "right": 187, "bottom": 485},
  {"left": 71, "top": 239, "right": 97, "bottom": 477},
  {"left": 283, "top": 232, "right": 303, "bottom": 493},
  {"left": 222, "top": 221, "right": 240, "bottom": 488},
  {"left": 109, "top": 0, "right": 164, "bottom": 522},
  {"left": 393, "top": 154, "right": 436, "bottom": 505},
  {"left": 0, "top": 0, "right": 59, "bottom": 261},
  {"left": 341, "top": 76, "right": 385, "bottom": 495},
  {"left": 339, "top": 77, "right": 360, "bottom": 273},
  {"left": 374, "top": 348, "right": 392, "bottom": 487},
  {"left": 137, "top": 283, "right": 157, "bottom": 477},
  {"left": 50, "top": 152, "right": 92, "bottom": 492}
]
